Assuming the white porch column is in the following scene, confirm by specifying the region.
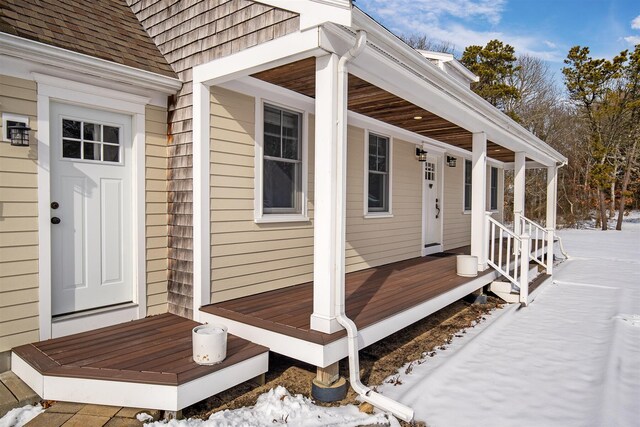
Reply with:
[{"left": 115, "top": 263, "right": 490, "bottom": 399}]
[
  {"left": 471, "top": 132, "right": 487, "bottom": 270},
  {"left": 545, "top": 165, "right": 558, "bottom": 274},
  {"left": 310, "top": 53, "right": 341, "bottom": 333},
  {"left": 513, "top": 151, "right": 526, "bottom": 236}
]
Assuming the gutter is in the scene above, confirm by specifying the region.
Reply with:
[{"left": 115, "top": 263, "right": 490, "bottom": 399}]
[
  {"left": 0, "top": 32, "right": 182, "bottom": 94},
  {"left": 335, "top": 30, "right": 414, "bottom": 423}
]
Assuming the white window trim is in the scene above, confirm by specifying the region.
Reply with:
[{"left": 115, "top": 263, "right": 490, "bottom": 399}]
[
  {"left": 254, "top": 98, "right": 309, "bottom": 223},
  {"left": 363, "top": 129, "right": 393, "bottom": 218},
  {"left": 463, "top": 158, "right": 472, "bottom": 214},
  {"left": 489, "top": 166, "right": 499, "bottom": 212},
  {"left": 35, "top": 74, "right": 148, "bottom": 339}
]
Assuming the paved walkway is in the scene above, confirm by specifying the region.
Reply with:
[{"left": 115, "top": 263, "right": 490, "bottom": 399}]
[{"left": 24, "top": 402, "right": 160, "bottom": 427}]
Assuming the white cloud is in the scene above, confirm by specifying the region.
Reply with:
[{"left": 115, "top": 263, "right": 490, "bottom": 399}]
[
  {"left": 632, "top": 15, "right": 640, "bottom": 30},
  {"left": 357, "top": 0, "right": 563, "bottom": 62},
  {"left": 624, "top": 35, "right": 640, "bottom": 44}
]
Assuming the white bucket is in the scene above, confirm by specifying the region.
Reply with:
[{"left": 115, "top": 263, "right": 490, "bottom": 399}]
[
  {"left": 456, "top": 255, "right": 478, "bottom": 277},
  {"left": 192, "top": 324, "right": 228, "bottom": 365}
]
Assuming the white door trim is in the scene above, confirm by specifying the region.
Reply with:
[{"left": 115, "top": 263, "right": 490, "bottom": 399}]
[
  {"left": 36, "top": 75, "right": 148, "bottom": 339},
  {"left": 421, "top": 153, "right": 444, "bottom": 256}
]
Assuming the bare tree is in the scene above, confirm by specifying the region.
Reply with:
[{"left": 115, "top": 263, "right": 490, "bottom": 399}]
[{"left": 399, "top": 33, "right": 456, "bottom": 54}]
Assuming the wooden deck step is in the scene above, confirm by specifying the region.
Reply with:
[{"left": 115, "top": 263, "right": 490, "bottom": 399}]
[{"left": 11, "top": 314, "right": 269, "bottom": 411}]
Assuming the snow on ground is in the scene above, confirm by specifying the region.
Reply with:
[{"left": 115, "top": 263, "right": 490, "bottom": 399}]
[
  {"left": 144, "top": 386, "right": 396, "bottom": 427},
  {"left": 377, "top": 213, "right": 640, "bottom": 427},
  {"left": 0, "top": 404, "right": 44, "bottom": 427}
]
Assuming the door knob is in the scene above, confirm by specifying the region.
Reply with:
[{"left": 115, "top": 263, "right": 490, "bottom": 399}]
[
  {"left": 51, "top": 201, "right": 59, "bottom": 209},
  {"left": 51, "top": 217, "right": 61, "bottom": 225}
]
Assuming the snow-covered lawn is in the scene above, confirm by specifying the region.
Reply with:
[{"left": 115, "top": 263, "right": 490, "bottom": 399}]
[
  {"left": 377, "top": 214, "right": 640, "bottom": 426},
  {"left": 145, "top": 386, "right": 395, "bottom": 427}
]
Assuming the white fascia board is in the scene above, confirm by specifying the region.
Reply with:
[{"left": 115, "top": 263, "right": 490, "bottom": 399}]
[
  {"left": 0, "top": 33, "right": 181, "bottom": 95},
  {"left": 193, "top": 28, "right": 325, "bottom": 86},
  {"left": 343, "top": 11, "right": 567, "bottom": 165},
  {"left": 503, "top": 160, "right": 550, "bottom": 170},
  {"left": 256, "top": 0, "right": 351, "bottom": 30}
]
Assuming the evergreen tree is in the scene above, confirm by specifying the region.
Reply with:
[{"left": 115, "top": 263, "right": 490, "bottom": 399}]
[{"left": 460, "top": 39, "right": 521, "bottom": 116}]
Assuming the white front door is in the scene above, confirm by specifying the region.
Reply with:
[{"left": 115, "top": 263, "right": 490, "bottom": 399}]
[
  {"left": 422, "top": 155, "right": 443, "bottom": 255},
  {"left": 50, "top": 102, "right": 133, "bottom": 316}
]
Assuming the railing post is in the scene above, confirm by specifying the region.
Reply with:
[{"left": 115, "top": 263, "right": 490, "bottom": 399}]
[
  {"left": 514, "top": 210, "right": 522, "bottom": 236},
  {"left": 519, "top": 234, "right": 530, "bottom": 306},
  {"left": 545, "top": 227, "right": 554, "bottom": 275}
]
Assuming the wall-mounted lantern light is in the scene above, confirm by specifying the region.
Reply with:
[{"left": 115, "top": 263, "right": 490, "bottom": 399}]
[
  {"left": 446, "top": 155, "right": 457, "bottom": 167},
  {"left": 416, "top": 147, "right": 428, "bottom": 162},
  {"left": 8, "top": 122, "right": 31, "bottom": 147}
]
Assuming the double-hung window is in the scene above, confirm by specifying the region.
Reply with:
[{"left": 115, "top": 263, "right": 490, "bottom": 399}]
[
  {"left": 262, "top": 104, "right": 302, "bottom": 214},
  {"left": 464, "top": 159, "right": 472, "bottom": 211},
  {"left": 368, "top": 133, "right": 390, "bottom": 213},
  {"left": 490, "top": 166, "right": 498, "bottom": 211}
]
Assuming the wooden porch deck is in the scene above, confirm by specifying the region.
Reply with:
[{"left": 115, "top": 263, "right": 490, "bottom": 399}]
[
  {"left": 11, "top": 314, "right": 268, "bottom": 411},
  {"left": 200, "top": 243, "right": 546, "bottom": 366},
  {"left": 202, "top": 247, "right": 490, "bottom": 346}
]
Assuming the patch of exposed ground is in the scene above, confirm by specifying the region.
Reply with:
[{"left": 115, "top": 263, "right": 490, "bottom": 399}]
[{"left": 183, "top": 297, "right": 504, "bottom": 426}]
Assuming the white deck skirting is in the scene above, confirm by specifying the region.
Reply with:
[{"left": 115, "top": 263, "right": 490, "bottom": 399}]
[{"left": 11, "top": 351, "right": 268, "bottom": 411}]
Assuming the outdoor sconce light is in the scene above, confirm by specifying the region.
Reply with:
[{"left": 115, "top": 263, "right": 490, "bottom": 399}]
[
  {"left": 8, "top": 123, "right": 31, "bottom": 147},
  {"left": 447, "top": 155, "right": 457, "bottom": 167},
  {"left": 416, "top": 148, "right": 428, "bottom": 162}
]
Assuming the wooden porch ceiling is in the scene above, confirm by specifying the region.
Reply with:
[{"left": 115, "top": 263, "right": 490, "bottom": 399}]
[{"left": 252, "top": 57, "right": 516, "bottom": 163}]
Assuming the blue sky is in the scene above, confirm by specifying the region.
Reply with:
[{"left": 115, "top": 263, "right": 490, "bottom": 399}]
[{"left": 356, "top": 0, "right": 639, "bottom": 83}]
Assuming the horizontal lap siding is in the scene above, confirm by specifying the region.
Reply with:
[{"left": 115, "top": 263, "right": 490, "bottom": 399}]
[
  {"left": 346, "top": 128, "right": 422, "bottom": 271},
  {"left": 443, "top": 162, "right": 504, "bottom": 251},
  {"left": 145, "top": 106, "right": 169, "bottom": 315},
  {"left": 128, "top": 0, "right": 300, "bottom": 318},
  {"left": 443, "top": 160, "right": 470, "bottom": 250},
  {"left": 0, "top": 75, "right": 39, "bottom": 352},
  {"left": 210, "top": 87, "right": 315, "bottom": 303}
]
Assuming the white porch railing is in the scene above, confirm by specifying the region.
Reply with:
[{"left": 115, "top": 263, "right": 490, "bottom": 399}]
[
  {"left": 519, "top": 215, "right": 553, "bottom": 274},
  {"left": 486, "top": 213, "right": 530, "bottom": 305}
]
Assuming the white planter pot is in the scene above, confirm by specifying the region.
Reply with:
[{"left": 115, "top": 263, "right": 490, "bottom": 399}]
[
  {"left": 456, "top": 255, "right": 478, "bottom": 277},
  {"left": 192, "top": 324, "right": 228, "bottom": 365}
]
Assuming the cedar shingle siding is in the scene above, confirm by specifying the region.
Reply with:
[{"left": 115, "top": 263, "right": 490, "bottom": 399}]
[
  {"left": 128, "top": 0, "right": 300, "bottom": 318},
  {"left": 0, "top": 0, "right": 175, "bottom": 78}
]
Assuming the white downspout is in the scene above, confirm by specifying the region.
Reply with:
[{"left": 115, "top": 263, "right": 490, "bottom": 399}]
[{"left": 334, "top": 30, "right": 415, "bottom": 423}]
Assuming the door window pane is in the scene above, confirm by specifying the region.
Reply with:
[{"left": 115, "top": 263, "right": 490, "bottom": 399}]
[
  {"left": 61, "top": 118, "right": 122, "bottom": 164},
  {"left": 83, "top": 123, "right": 101, "bottom": 141},
  {"left": 62, "top": 140, "right": 81, "bottom": 159},
  {"left": 63, "top": 120, "right": 81, "bottom": 139},
  {"left": 83, "top": 142, "right": 101, "bottom": 160},
  {"left": 464, "top": 159, "right": 472, "bottom": 211},
  {"left": 103, "top": 126, "right": 120, "bottom": 144}
]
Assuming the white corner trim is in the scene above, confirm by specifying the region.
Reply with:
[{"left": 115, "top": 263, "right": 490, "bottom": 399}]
[
  {"left": 36, "top": 77, "right": 148, "bottom": 340},
  {"left": 255, "top": 0, "right": 351, "bottom": 30},
  {"left": 192, "top": 82, "right": 211, "bottom": 319},
  {"left": 0, "top": 33, "right": 181, "bottom": 94}
]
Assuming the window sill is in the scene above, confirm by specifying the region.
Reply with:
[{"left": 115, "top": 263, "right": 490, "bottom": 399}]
[
  {"left": 254, "top": 214, "right": 310, "bottom": 224},
  {"left": 463, "top": 210, "right": 471, "bottom": 215},
  {"left": 364, "top": 213, "right": 394, "bottom": 219}
]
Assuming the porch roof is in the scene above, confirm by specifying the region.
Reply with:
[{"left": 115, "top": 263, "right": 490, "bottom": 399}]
[
  {"left": 193, "top": 8, "right": 567, "bottom": 167},
  {"left": 252, "top": 57, "right": 515, "bottom": 163}
]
